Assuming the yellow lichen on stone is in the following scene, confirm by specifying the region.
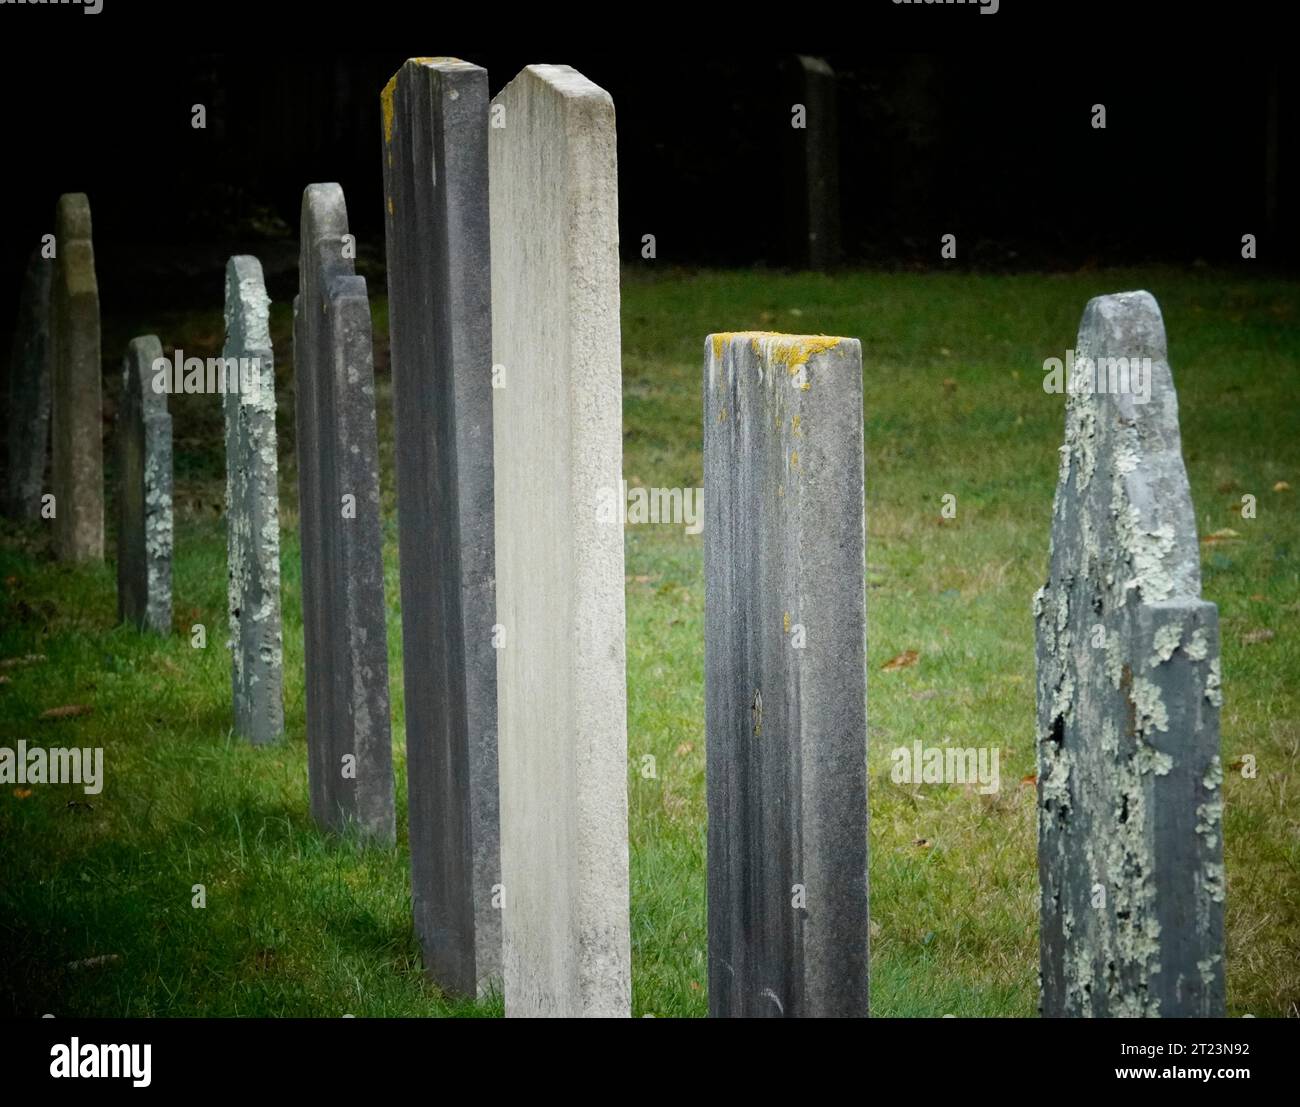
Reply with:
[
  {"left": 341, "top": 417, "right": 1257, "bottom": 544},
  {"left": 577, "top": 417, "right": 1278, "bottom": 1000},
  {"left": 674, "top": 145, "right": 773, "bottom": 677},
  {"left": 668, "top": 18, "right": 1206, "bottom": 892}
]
[
  {"left": 790, "top": 450, "right": 799, "bottom": 468},
  {"left": 792, "top": 414, "right": 801, "bottom": 435},
  {"left": 784, "top": 611, "right": 791, "bottom": 633},
  {"left": 387, "top": 197, "right": 395, "bottom": 216},
  {"left": 381, "top": 73, "right": 398, "bottom": 144}
]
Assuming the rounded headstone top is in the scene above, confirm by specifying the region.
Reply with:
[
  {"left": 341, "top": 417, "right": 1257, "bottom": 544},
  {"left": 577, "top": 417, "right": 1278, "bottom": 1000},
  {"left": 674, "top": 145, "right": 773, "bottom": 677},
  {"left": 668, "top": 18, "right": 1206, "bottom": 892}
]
[{"left": 55, "top": 192, "right": 92, "bottom": 242}]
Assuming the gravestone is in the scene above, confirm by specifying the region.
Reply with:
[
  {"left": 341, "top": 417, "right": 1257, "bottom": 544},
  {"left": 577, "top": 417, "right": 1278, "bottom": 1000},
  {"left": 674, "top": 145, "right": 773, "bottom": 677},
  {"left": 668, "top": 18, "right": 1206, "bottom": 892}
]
[
  {"left": 294, "top": 183, "right": 395, "bottom": 845},
  {"left": 381, "top": 58, "right": 501, "bottom": 996},
  {"left": 704, "top": 332, "right": 869, "bottom": 1018},
  {"left": 116, "top": 335, "right": 172, "bottom": 634},
  {"left": 50, "top": 193, "right": 103, "bottom": 561},
  {"left": 223, "top": 256, "right": 284, "bottom": 746},
  {"left": 1035, "top": 290, "right": 1225, "bottom": 1017},
  {"left": 782, "top": 56, "right": 841, "bottom": 270},
  {"left": 490, "top": 64, "right": 630, "bottom": 1017},
  {"left": 6, "top": 249, "right": 52, "bottom": 519}
]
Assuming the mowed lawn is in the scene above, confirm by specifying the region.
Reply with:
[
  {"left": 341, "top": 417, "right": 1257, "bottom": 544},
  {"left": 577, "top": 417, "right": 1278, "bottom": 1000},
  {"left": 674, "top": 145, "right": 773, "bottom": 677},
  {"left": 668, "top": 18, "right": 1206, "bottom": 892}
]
[{"left": 1, "top": 268, "right": 1296, "bottom": 1017}]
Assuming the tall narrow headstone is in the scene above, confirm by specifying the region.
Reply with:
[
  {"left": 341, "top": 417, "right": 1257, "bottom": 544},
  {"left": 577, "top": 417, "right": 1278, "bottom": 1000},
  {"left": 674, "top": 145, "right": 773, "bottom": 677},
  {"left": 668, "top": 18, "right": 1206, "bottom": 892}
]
[
  {"left": 223, "top": 256, "right": 284, "bottom": 746},
  {"left": 1035, "top": 290, "right": 1225, "bottom": 1017},
  {"left": 704, "top": 332, "right": 868, "bottom": 1018},
  {"left": 6, "top": 249, "right": 52, "bottom": 519},
  {"left": 50, "top": 193, "right": 103, "bottom": 561},
  {"left": 116, "top": 335, "right": 172, "bottom": 634},
  {"left": 490, "top": 64, "right": 630, "bottom": 1018},
  {"left": 381, "top": 58, "right": 501, "bottom": 996},
  {"left": 294, "top": 183, "right": 395, "bottom": 846},
  {"left": 782, "top": 56, "right": 841, "bottom": 270}
]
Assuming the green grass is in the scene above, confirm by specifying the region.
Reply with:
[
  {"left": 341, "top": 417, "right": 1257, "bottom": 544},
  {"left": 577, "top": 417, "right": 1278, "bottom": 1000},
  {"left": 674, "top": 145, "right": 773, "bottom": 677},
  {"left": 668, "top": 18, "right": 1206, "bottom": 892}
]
[{"left": 1, "top": 267, "right": 1296, "bottom": 1017}]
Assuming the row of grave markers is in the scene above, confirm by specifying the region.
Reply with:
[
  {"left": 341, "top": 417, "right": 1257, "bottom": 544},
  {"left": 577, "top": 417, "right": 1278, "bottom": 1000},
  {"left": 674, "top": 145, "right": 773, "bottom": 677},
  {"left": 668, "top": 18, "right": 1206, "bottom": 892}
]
[{"left": 3, "top": 58, "right": 1225, "bottom": 1018}]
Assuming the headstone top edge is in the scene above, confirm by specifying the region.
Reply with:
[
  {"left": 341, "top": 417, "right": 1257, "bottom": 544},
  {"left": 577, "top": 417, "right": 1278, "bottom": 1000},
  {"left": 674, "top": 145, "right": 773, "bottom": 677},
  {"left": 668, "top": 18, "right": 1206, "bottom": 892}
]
[
  {"left": 226, "top": 254, "right": 266, "bottom": 283},
  {"left": 707, "top": 331, "right": 857, "bottom": 359},
  {"left": 795, "top": 55, "right": 835, "bottom": 76},
  {"left": 55, "top": 192, "right": 92, "bottom": 240},
  {"left": 512, "top": 63, "right": 613, "bottom": 106}
]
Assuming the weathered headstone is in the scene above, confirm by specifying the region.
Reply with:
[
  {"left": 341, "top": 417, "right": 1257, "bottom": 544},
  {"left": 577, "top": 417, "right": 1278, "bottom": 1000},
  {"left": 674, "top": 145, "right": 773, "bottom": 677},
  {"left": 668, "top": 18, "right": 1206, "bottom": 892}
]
[
  {"left": 704, "top": 332, "right": 868, "bottom": 1018},
  {"left": 381, "top": 58, "right": 501, "bottom": 996},
  {"left": 294, "top": 183, "right": 395, "bottom": 845},
  {"left": 223, "top": 256, "right": 284, "bottom": 746},
  {"left": 782, "top": 56, "right": 841, "bottom": 270},
  {"left": 50, "top": 193, "right": 103, "bottom": 561},
  {"left": 116, "top": 336, "right": 172, "bottom": 634},
  {"left": 6, "top": 249, "right": 52, "bottom": 519},
  {"left": 490, "top": 64, "right": 630, "bottom": 1017},
  {"left": 1035, "top": 290, "right": 1225, "bottom": 1017}
]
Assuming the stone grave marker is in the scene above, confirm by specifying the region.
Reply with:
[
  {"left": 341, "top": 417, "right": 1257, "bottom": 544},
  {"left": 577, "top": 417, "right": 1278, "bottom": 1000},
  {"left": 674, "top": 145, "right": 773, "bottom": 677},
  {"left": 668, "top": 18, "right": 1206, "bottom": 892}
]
[
  {"left": 704, "top": 331, "right": 869, "bottom": 1018},
  {"left": 294, "top": 183, "right": 395, "bottom": 845},
  {"left": 50, "top": 193, "right": 103, "bottom": 561},
  {"left": 224, "top": 256, "right": 284, "bottom": 746},
  {"left": 381, "top": 57, "right": 501, "bottom": 996},
  {"left": 490, "top": 64, "right": 630, "bottom": 1017},
  {"left": 6, "top": 249, "right": 53, "bottom": 519},
  {"left": 116, "top": 335, "right": 172, "bottom": 634},
  {"left": 1035, "top": 290, "right": 1225, "bottom": 1017}
]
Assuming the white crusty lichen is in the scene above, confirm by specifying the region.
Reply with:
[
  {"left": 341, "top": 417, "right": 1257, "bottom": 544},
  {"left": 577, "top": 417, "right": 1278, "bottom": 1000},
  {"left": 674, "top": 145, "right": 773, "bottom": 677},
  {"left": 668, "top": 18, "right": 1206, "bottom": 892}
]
[
  {"left": 1150, "top": 623, "right": 1183, "bottom": 666},
  {"left": 1205, "top": 656, "right": 1223, "bottom": 707},
  {"left": 1186, "top": 627, "right": 1210, "bottom": 661},
  {"left": 1131, "top": 676, "right": 1170, "bottom": 736}
]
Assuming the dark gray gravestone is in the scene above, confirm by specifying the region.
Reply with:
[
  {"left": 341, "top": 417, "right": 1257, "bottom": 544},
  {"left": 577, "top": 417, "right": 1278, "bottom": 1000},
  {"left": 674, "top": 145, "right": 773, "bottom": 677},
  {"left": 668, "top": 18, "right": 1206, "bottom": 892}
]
[
  {"left": 6, "top": 249, "right": 52, "bottom": 519},
  {"left": 50, "top": 193, "right": 103, "bottom": 561},
  {"left": 782, "top": 56, "right": 841, "bottom": 270},
  {"left": 704, "top": 332, "right": 868, "bottom": 1018},
  {"left": 381, "top": 58, "right": 501, "bottom": 996},
  {"left": 1035, "top": 290, "right": 1225, "bottom": 1017},
  {"left": 223, "top": 256, "right": 284, "bottom": 746},
  {"left": 116, "top": 335, "right": 172, "bottom": 634},
  {"left": 294, "top": 183, "right": 395, "bottom": 845}
]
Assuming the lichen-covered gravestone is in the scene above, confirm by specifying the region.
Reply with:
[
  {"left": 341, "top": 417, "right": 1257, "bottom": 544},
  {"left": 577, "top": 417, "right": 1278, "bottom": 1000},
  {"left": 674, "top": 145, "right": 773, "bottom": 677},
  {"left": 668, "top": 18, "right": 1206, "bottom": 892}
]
[
  {"left": 1035, "top": 290, "right": 1225, "bottom": 1017},
  {"left": 223, "top": 256, "right": 284, "bottom": 746},
  {"left": 6, "top": 249, "right": 52, "bottom": 519},
  {"left": 294, "top": 183, "right": 395, "bottom": 846},
  {"left": 704, "top": 332, "right": 869, "bottom": 1018},
  {"left": 50, "top": 193, "right": 103, "bottom": 561},
  {"left": 116, "top": 336, "right": 172, "bottom": 634},
  {"left": 381, "top": 57, "right": 501, "bottom": 996},
  {"left": 490, "top": 64, "right": 630, "bottom": 1017}
]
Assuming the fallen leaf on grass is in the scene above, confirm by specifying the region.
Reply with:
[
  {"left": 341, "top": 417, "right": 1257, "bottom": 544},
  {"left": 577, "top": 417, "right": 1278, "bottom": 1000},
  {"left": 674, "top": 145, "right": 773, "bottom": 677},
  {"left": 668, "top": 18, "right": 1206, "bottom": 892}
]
[
  {"left": 1242, "top": 628, "right": 1275, "bottom": 645},
  {"left": 912, "top": 837, "right": 931, "bottom": 849},
  {"left": 881, "top": 650, "right": 919, "bottom": 672},
  {"left": 1021, "top": 774, "right": 1037, "bottom": 786},
  {"left": 675, "top": 742, "right": 694, "bottom": 758},
  {"left": 1201, "top": 528, "right": 1241, "bottom": 544},
  {"left": 1274, "top": 481, "right": 1291, "bottom": 492},
  {"left": 13, "top": 788, "right": 32, "bottom": 799},
  {"left": 40, "top": 705, "right": 93, "bottom": 720}
]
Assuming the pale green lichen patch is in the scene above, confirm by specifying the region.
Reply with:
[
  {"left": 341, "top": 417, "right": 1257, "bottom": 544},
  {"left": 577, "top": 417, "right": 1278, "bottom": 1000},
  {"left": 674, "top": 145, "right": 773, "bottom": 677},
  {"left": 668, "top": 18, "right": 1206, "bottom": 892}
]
[
  {"left": 1205, "top": 657, "right": 1223, "bottom": 707},
  {"left": 1150, "top": 622, "right": 1183, "bottom": 666},
  {"left": 1132, "top": 676, "right": 1170, "bottom": 735}
]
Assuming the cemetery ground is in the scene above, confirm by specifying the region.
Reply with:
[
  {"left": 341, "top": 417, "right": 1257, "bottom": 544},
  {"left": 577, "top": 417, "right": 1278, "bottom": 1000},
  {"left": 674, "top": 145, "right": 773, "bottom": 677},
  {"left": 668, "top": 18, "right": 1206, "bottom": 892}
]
[{"left": 0, "top": 267, "right": 1296, "bottom": 1018}]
